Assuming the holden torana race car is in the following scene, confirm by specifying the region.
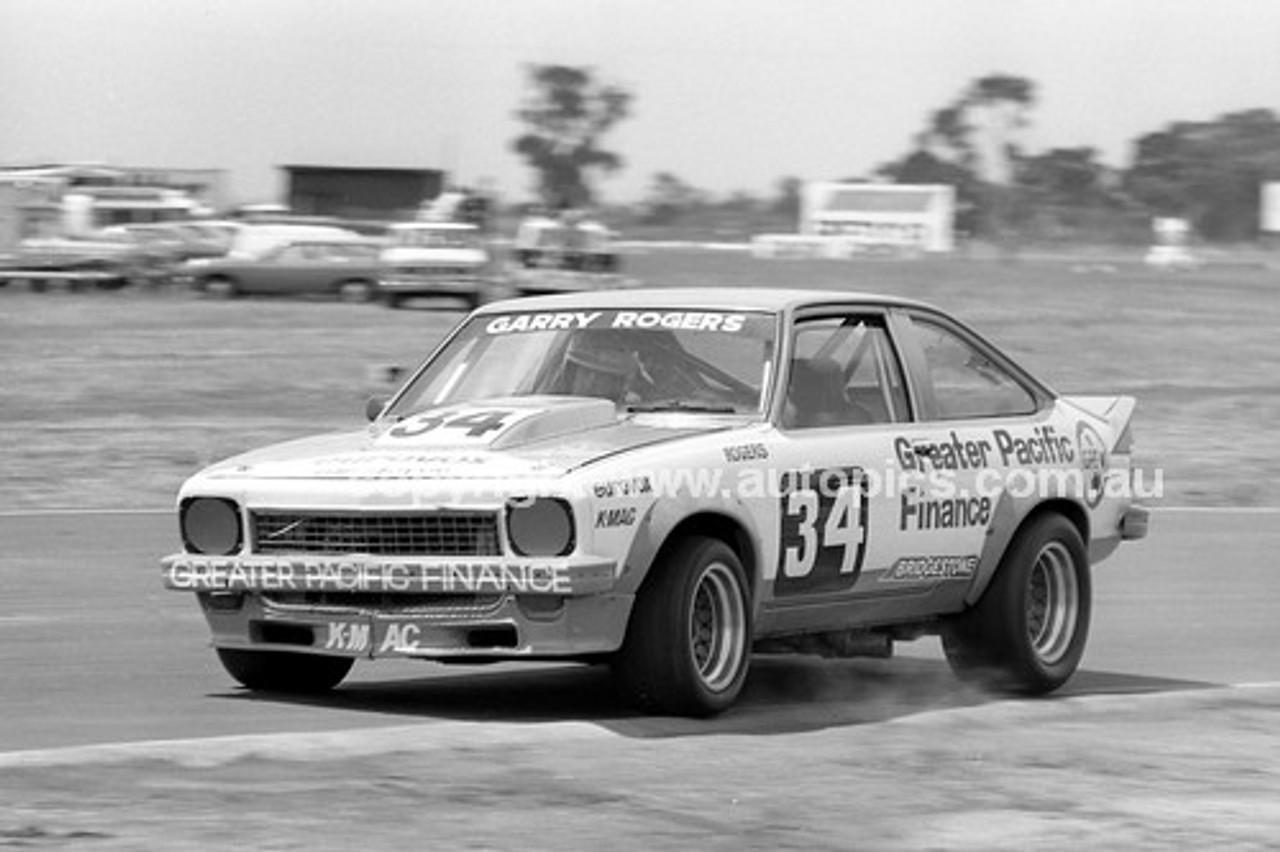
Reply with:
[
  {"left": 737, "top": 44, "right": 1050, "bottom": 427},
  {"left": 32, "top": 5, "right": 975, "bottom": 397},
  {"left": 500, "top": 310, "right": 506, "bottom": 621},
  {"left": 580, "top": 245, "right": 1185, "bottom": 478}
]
[{"left": 162, "top": 288, "right": 1149, "bottom": 716}]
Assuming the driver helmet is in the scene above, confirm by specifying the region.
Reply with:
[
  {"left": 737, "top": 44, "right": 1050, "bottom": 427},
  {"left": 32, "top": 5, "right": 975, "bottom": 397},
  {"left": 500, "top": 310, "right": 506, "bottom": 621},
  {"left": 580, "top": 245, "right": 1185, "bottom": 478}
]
[{"left": 559, "top": 334, "right": 641, "bottom": 402}]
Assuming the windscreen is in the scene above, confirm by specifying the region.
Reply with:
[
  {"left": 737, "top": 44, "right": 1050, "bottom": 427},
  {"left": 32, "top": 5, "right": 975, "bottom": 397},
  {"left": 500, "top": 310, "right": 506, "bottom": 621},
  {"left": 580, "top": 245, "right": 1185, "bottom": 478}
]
[{"left": 388, "top": 308, "right": 778, "bottom": 416}]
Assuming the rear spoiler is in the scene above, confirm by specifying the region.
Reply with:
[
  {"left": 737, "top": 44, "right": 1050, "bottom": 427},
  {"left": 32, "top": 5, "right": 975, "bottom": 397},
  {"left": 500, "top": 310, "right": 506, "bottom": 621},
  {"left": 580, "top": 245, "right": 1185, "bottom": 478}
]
[{"left": 1061, "top": 395, "right": 1137, "bottom": 453}]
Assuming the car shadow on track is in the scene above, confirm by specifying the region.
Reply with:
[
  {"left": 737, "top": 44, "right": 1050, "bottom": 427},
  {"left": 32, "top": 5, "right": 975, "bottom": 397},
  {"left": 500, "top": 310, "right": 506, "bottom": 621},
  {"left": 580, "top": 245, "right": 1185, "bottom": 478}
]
[{"left": 213, "top": 654, "right": 1217, "bottom": 739}]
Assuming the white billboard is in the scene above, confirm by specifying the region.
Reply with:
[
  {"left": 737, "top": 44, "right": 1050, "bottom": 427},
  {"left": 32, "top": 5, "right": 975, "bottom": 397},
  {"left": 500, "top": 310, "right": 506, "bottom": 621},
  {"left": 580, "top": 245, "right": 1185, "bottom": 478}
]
[
  {"left": 800, "top": 182, "right": 955, "bottom": 252},
  {"left": 1261, "top": 182, "right": 1280, "bottom": 233}
]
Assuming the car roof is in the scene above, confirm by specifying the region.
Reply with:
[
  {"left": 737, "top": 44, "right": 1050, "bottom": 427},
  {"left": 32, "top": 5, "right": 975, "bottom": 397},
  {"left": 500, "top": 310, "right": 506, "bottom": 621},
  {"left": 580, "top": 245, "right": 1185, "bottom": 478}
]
[{"left": 473, "top": 287, "right": 938, "bottom": 315}]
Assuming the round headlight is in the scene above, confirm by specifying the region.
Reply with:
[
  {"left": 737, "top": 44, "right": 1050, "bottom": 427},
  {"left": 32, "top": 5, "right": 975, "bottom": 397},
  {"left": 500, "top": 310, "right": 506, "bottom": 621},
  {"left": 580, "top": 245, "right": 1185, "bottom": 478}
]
[
  {"left": 181, "top": 497, "right": 242, "bottom": 555},
  {"left": 507, "top": 498, "right": 574, "bottom": 557}
]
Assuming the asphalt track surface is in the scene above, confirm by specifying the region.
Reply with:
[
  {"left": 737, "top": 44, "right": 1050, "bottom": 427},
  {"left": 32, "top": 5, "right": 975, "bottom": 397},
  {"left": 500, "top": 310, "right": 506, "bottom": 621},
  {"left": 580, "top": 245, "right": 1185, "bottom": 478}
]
[{"left": 1, "top": 507, "right": 1277, "bottom": 756}]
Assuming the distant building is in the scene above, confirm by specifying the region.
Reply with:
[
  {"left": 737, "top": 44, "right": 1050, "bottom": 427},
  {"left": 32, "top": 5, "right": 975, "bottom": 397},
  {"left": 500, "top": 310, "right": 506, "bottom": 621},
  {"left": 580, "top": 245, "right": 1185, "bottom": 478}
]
[
  {"left": 113, "top": 166, "right": 227, "bottom": 212},
  {"left": 800, "top": 182, "right": 955, "bottom": 252},
  {"left": 0, "top": 164, "right": 213, "bottom": 249},
  {"left": 752, "top": 181, "right": 955, "bottom": 259},
  {"left": 281, "top": 165, "right": 445, "bottom": 221}
]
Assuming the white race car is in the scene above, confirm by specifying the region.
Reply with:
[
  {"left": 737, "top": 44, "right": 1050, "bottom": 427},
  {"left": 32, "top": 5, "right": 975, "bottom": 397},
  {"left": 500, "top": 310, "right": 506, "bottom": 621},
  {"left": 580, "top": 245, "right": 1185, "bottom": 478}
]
[{"left": 162, "top": 288, "right": 1148, "bottom": 716}]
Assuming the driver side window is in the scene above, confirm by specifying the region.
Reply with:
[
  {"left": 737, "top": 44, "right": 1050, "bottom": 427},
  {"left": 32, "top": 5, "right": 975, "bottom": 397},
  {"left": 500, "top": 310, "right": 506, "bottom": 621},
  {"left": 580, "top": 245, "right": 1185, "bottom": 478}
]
[{"left": 783, "top": 315, "right": 908, "bottom": 429}]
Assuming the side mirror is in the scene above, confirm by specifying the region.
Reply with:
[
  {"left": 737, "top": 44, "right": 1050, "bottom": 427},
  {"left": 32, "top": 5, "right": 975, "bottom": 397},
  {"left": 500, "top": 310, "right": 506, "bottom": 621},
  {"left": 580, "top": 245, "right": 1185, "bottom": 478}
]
[{"left": 365, "top": 364, "right": 405, "bottom": 420}]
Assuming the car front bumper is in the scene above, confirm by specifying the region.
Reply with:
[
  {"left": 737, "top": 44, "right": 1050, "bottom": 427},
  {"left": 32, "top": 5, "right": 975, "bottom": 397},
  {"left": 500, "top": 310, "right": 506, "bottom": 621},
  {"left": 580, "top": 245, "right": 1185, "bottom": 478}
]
[
  {"left": 194, "top": 588, "right": 634, "bottom": 659},
  {"left": 163, "top": 552, "right": 629, "bottom": 659}
]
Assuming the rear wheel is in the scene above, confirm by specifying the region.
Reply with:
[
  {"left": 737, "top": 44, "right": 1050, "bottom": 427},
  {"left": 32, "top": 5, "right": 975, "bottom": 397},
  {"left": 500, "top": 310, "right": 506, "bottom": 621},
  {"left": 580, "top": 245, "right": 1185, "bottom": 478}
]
[
  {"left": 201, "top": 275, "right": 238, "bottom": 299},
  {"left": 337, "top": 279, "right": 375, "bottom": 303},
  {"left": 942, "top": 514, "right": 1090, "bottom": 694},
  {"left": 215, "top": 648, "right": 353, "bottom": 693},
  {"left": 613, "top": 536, "right": 752, "bottom": 716}
]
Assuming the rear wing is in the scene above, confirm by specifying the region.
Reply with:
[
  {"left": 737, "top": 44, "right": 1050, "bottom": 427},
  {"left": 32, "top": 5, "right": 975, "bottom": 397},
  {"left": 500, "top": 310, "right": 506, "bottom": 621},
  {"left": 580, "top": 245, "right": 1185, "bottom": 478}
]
[{"left": 1062, "top": 395, "right": 1136, "bottom": 453}]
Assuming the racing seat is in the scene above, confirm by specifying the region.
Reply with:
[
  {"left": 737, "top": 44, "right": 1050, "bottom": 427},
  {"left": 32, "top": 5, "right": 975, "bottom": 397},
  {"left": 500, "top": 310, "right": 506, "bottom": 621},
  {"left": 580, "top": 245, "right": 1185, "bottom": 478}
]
[{"left": 783, "top": 357, "right": 861, "bottom": 428}]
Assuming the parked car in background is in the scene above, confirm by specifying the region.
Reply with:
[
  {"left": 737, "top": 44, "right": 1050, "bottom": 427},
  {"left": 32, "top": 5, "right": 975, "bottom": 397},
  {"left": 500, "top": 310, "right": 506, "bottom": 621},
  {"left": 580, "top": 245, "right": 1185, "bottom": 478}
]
[
  {"left": 100, "top": 222, "right": 229, "bottom": 263},
  {"left": 0, "top": 229, "right": 174, "bottom": 290},
  {"left": 182, "top": 237, "right": 383, "bottom": 301},
  {"left": 223, "top": 223, "right": 364, "bottom": 260},
  {"left": 378, "top": 221, "right": 498, "bottom": 309},
  {"left": 506, "top": 214, "right": 636, "bottom": 296},
  {"left": 179, "top": 220, "right": 244, "bottom": 255}
]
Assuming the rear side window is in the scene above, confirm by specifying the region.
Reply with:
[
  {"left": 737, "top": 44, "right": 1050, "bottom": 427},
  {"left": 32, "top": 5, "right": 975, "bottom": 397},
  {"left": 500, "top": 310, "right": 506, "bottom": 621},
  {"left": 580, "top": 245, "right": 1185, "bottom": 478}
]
[{"left": 910, "top": 317, "right": 1037, "bottom": 420}]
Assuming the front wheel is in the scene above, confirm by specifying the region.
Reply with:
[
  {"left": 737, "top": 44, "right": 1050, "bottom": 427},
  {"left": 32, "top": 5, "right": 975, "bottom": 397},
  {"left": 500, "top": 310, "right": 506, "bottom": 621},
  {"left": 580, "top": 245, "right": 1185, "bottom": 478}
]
[
  {"left": 612, "top": 536, "right": 752, "bottom": 716},
  {"left": 941, "top": 513, "right": 1090, "bottom": 695},
  {"left": 215, "top": 648, "right": 353, "bottom": 693}
]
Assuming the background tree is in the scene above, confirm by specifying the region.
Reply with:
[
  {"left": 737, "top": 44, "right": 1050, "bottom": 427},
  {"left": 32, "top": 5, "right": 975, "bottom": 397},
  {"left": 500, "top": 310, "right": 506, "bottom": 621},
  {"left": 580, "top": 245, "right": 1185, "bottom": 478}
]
[
  {"left": 881, "top": 73, "right": 1036, "bottom": 239},
  {"left": 1017, "top": 147, "right": 1128, "bottom": 237},
  {"left": 1021, "top": 147, "right": 1112, "bottom": 207},
  {"left": 1123, "top": 108, "right": 1280, "bottom": 240},
  {"left": 639, "top": 171, "right": 707, "bottom": 225},
  {"left": 511, "top": 64, "right": 633, "bottom": 209},
  {"left": 771, "top": 176, "right": 804, "bottom": 223}
]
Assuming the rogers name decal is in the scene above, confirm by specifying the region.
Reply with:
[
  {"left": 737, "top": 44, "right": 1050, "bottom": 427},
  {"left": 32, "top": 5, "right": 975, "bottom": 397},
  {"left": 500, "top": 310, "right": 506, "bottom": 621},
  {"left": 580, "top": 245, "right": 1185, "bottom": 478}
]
[{"left": 485, "top": 310, "right": 747, "bottom": 335}]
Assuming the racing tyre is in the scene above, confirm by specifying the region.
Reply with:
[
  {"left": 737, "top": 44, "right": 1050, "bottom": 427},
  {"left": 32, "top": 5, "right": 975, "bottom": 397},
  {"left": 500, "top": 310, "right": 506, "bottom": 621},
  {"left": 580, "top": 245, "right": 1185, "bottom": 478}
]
[
  {"left": 201, "top": 276, "right": 238, "bottom": 299},
  {"left": 613, "top": 536, "right": 752, "bottom": 716},
  {"left": 337, "top": 279, "right": 375, "bottom": 303},
  {"left": 941, "top": 514, "right": 1090, "bottom": 695},
  {"left": 215, "top": 648, "right": 353, "bottom": 693}
]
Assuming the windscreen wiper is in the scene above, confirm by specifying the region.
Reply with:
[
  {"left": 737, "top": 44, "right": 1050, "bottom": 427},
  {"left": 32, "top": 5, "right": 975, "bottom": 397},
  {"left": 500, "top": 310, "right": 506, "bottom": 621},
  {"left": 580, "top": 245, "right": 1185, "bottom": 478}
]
[{"left": 626, "top": 400, "right": 737, "bottom": 414}]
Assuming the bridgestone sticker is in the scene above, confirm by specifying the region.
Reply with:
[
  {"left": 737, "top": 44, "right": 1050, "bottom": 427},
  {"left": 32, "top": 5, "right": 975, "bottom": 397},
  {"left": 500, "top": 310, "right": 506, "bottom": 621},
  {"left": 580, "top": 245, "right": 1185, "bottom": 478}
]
[{"left": 881, "top": 555, "right": 978, "bottom": 583}]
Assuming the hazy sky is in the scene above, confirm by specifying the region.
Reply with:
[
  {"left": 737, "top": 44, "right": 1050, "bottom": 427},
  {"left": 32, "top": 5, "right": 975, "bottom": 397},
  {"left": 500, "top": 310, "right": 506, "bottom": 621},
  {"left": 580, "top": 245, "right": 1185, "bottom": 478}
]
[{"left": 2, "top": 0, "right": 1278, "bottom": 205}]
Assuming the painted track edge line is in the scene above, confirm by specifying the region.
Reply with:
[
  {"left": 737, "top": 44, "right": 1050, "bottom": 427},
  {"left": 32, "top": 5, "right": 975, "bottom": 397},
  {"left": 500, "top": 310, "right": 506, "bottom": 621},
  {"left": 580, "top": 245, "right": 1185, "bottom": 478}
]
[
  {"left": 1149, "top": 505, "right": 1280, "bottom": 513},
  {"left": 0, "top": 720, "right": 615, "bottom": 770}
]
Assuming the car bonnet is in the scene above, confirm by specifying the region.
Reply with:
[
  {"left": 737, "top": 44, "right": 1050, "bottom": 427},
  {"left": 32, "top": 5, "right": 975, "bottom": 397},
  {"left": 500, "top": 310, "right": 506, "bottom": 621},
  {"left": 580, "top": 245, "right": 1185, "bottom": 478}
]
[{"left": 194, "top": 397, "right": 727, "bottom": 483}]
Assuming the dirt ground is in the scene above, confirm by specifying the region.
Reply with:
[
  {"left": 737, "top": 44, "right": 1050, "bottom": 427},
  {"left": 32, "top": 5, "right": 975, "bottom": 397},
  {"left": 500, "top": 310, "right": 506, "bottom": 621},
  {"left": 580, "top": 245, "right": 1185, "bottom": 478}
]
[{"left": 1, "top": 686, "right": 1278, "bottom": 850}]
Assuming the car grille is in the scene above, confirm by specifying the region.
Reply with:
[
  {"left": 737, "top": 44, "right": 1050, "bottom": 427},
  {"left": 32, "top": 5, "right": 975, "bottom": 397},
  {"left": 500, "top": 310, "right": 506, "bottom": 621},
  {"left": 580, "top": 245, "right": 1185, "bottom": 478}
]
[
  {"left": 251, "top": 510, "right": 501, "bottom": 556},
  {"left": 263, "top": 592, "right": 505, "bottom": 617}
]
